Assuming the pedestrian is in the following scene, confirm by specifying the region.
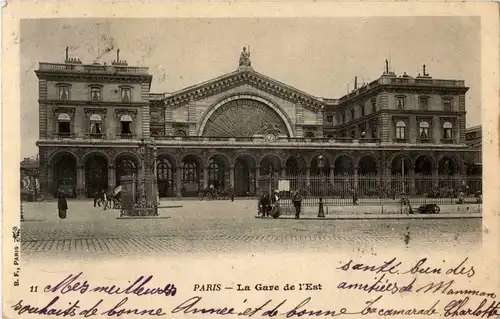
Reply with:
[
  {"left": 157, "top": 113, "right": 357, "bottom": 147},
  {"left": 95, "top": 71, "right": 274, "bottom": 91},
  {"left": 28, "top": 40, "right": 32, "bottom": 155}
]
[
  {"left": 352, "top": 188, "right": 358, "bottom": 206},
  {"left": 229, "top": 187, "right": 235, "bottom": 202},
  {"left": 259, "top": 191, "right": 270, "bottom": 217},
  {"left": 57, "top": 189, "right": 68, "bottom": 219},
  {"left": 93, "top": 190, "right": 100, "bottom": 207},
  {"left": 292, "top": 190, "right": 302, "bottom": 219},
  {"left": 270, "top": 190, "right": 281, "bottom": 219}
]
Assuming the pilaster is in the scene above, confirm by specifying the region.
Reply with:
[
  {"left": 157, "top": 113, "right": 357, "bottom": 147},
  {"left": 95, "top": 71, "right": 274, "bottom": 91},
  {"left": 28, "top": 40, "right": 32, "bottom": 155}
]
[
  {"left": 295, "top": 103, "right": 303, "bottom": 137},
  {"left": 39, "top": 80, "right": 48, "bottom": 139},
  {"left": 165, "top": 106, "right": 173, "bottom": 136},
  {"left": 188, "top": 101, "right": 197, "bottom": 136},
  {"left": 141, "top": 82, "right": 151, "bottom": 139}
]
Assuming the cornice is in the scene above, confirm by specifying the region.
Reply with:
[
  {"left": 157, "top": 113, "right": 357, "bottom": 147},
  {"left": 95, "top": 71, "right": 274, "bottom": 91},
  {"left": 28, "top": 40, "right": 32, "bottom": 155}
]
[
  {"left": 34, "top": 70, "right": 152, "bottom": 84},
  {"left": 163, "top": 70, "right": 325, "bottom": 112},
  {"left": 40, "top": 99, "right": 148, "bottom": 107}
]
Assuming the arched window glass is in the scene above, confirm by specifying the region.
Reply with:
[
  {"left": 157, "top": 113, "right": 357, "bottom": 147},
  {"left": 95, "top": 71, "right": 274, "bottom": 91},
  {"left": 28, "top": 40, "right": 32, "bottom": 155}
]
[
  {"left": 396, "top": 121, "right": 406, "bottom": 139},
  {"left": 89, "top": 114, "right": 102, "bottom": 134},
  {"left": 57, "top": 113, "right": 71, "bottom": 135},
  {"left": 182, "top": 161, "right": 197, "bottom": 183},
  {"left": 174, "top": 130, "right": 187, "bottom": 137},
  {"left": 419, "top": 121, "right": 430, "bottom": 139},
  {"left": 443, "top": 122, "right": 453, "bottom": 140}
]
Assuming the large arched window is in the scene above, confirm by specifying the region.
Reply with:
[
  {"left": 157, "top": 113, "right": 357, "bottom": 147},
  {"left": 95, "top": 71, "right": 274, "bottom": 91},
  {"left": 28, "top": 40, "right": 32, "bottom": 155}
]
[
  {"left": 396, "top": 121, "right": 406, "bottom": 140},
  {"left": 182, "top": 161, "right": 197, "bottom": 183},
  {"left": 419, "top": 121, "right": 430, "bottom": 140},
  {"left": 57, "top": 113, "right": 71, "bottom": 136},
  {"left": 89, "top": 114, "right": 102, "bottom": 134},
  {"left": 120, "top": 114, "right": 133, "bottom": 136},
  {"left": 443, "top": 122, "right": 453, "bottom": 140}
]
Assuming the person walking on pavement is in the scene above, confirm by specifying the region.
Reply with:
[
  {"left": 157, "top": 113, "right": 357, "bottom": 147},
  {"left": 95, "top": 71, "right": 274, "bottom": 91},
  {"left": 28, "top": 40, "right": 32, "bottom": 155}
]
[
  {"left": 259, "top": 191, "right": 270, "bottom": 217},
  {"left": 93, "top": 190, "right": 100, "bottom": 207},
  {"left": 57, "top": 189, "right": 68, "bottom": 219},
  {"left": 292, "top": 190, "right": 302, "bottom": 219}
]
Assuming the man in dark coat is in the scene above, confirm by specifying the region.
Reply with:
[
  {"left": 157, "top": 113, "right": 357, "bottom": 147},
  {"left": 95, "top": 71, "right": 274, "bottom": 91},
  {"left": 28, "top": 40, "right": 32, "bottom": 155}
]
[
  {"left": 259, "top": 192, "right": 270, "bottom": 217},
  {"left": 57, "top": 189, "right": 68, "bottom": 219},
  {"left": 292, "top": 190, "right": 302, "bottom": 219}
]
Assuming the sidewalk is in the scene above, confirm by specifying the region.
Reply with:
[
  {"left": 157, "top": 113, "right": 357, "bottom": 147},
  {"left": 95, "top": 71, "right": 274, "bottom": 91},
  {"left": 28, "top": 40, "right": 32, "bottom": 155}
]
[{"left": 256, "top": 212, "right": 481, "bottom": 220}]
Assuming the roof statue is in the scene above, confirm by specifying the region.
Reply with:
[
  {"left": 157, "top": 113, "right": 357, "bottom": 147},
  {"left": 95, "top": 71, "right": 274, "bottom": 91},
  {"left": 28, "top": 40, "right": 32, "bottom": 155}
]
[{"left": 239, "top": 46, "right": 251, "bottom": 67}]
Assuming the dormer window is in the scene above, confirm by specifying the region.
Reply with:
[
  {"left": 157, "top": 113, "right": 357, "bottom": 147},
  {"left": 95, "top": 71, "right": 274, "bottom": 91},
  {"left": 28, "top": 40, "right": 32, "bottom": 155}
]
[
  {"left": 121, "top": 87, "right": 132, "bottom": 102},
  {"left": 419, "top": 96, "right": 429, "bottom": 110},
  {"left": 90, "top": 86, "right": 102, "bottom": 101},
  {"left": 396, "top": 96, "right": 406, "bottom": 110},
  {"left": 89, "top": 114, "right": 103, "bottom": 134},
  {"left": 57, "top": 113, "right": 71, "bottom": 135},
  {"left": 58, "top": 85, "right": 70, "bottom": 101}
]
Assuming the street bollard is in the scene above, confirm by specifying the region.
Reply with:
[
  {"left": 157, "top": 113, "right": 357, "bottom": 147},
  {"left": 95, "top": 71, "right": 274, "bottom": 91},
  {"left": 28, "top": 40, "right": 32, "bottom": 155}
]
[{"left": 318, "top": 197, "right": 325, "bottom": 218}]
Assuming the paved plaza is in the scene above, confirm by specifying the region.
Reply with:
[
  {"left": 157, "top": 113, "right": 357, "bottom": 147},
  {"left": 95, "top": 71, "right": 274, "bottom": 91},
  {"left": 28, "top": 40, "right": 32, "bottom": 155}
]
[{"left": 20, "top": 199, "right": 481, "bottom": 258}]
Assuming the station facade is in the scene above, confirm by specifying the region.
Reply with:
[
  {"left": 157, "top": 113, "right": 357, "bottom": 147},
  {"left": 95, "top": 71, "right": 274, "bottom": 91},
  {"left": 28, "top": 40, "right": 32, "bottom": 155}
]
[{"left": 34, "top": 48, "right": 478, "bottom": 198}]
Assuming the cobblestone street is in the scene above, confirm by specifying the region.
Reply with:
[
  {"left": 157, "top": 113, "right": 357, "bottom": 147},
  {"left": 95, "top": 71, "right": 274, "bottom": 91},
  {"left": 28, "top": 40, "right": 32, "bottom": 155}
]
[{"left": 20, "top": 200, "right": 481, "bottom": 257}]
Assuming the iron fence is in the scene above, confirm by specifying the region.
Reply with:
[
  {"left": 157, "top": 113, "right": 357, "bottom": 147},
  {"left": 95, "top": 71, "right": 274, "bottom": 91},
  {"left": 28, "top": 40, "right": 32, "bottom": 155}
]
[{"left": 262, "top": 174, "right": 482, "bottom": 208}]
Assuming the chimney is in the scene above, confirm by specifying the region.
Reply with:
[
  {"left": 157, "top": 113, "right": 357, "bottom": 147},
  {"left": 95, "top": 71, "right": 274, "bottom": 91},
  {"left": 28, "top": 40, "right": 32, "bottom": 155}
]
[
  {"left": 354, "top": 76, "right": 358, "bottom": 90},
  {"left": 385, "top": 59, "right": 389, "bottom": 74},
  {"left": 117, "top": 49, "right": 120, "bottom": 63},
  {"left": 423, "top": 64, "right": 426, "bottom": 76}
]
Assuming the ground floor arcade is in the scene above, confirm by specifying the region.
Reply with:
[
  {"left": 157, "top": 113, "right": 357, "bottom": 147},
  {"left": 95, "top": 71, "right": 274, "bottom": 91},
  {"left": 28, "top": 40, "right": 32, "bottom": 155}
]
[{"left": 38, "top": 145, "right": 480, "bottom": 199}]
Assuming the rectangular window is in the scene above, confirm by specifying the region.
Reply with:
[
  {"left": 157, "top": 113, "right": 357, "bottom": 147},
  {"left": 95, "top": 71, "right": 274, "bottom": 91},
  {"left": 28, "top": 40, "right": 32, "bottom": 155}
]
[
  {"left": 419, "top": 97, "right": 429, "bottom": 109},
  {"left": 360, "top": 106, "right": 365, "bottom": 117},
  {"left": 121, "top": 88, "right": 131, "bottom": 102},
  {"left": 351, "top": 109, "right": 355, "bottom": 121},
  {"left": 372, "top": 124, "right": 377, "bottom": 138},
  {"left": 443, "top": 99, "right": 452, "bottom": 111},
  {"left": 58, "top": 86, "right": 70, "bottom": 100},
  {"left": 371, "top": 98, "right": 377, "bottom": 113},
  {"left": 396, "top": 97, "right": 405, "bottom": 110},
  {"left": 91, "top": 87, "right": 101, "bottom": 101}
]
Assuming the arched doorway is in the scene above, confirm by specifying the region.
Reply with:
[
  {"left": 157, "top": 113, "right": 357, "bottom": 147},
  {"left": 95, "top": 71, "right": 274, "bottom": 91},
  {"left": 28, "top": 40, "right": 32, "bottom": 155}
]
[
  {"left": 414, "top": 155, "right": 434, "bottom": 195},
  {"left": 390, "top": 156, "right": 411, "bottom": 194},
  {"left": 84, "top": 154, "right": 108, "bottom": 197},
  {"left": 52, "top": 152, "right": 77, "bottom": 198},
  {"left": 115, "top": 155, "right": 138, "bottom": 188},
  {"left": 358, "top": 155, "right": 378, "bottom": 197},
  {"left": 259, "top": 154, "right": 282, "bottom": 194},
  {"left": 181, "top": 154, "right": 202, "bottom": 197},
  {"left": 234, "top": 154, "right": 256, "bottom": 196},
  {"left": 157, "top": 157, "right": 174, "bottom": 197},
  {"left": 208, "top": 154, "right": 230, "bottom": 192},
  {"left": 334, "top": 155, "right": 354, "bottom": 197}
]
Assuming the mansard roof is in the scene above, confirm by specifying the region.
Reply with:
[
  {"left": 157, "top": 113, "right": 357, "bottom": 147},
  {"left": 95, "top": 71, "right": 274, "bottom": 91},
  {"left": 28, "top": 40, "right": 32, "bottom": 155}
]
[{"left": 162, "top": 69, "right": 326, "bottom": 112}]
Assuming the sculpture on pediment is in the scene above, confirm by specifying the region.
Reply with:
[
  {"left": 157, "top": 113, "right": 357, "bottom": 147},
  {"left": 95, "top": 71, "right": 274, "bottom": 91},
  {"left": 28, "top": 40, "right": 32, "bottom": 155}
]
[{"left": 239, "top": 47, "right": 251, "bottom": 67}]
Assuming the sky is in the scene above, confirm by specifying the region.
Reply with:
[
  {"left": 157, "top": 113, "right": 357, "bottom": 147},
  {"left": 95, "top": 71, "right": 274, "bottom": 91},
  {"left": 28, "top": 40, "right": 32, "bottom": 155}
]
[{"left": 20, "top": 17, "right": 481, "bottom": 158}]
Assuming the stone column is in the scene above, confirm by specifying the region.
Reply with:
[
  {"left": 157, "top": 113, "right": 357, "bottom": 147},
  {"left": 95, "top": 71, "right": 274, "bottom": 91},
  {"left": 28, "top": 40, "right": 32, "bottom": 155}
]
[
  {"left": 281, "top": 166, "right": 286, "bottom": 178},
  {"left": 203, "top": 165, "right": 209, "bottom": 189},
  {"left": 255, "top": 166, "right": 260, "bottom": 193},
  {"left": 108, "top": 165, "right": 116, "bottom": 190},
  {"left": 77, "top": 164, "right": 85, "bottom": 198},
  {"left": 176, "top": 166, "right": 182, "bottom": 197},
  {"left": 230, "top": 165, "right": 235, "bottom": 188},
  {"left": 329, "top": 167, "right": 335, "bottom": 186},
  {"left": 376, "top": 165, "right": 382, "bottom": 187},
  {"left": 306, "top": 166, "right": 311, "bottom": 187}
]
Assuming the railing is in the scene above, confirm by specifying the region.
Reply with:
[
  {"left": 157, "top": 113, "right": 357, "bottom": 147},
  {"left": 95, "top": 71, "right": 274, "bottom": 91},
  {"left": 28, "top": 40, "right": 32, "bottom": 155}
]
[
  {"left": 53, "top": 133, "right": 75, "bottom": 139},
  {"left": 266, "top": 174, "right": 482, "bottom": 208},
  {"left": 38, "top": 63, "right": 149, "bottom": 75},
  {"left": 118, "top": 134, "right": 135, "bottom": 140},
  {"left": 85, "top": 133, "right": 104, "bottom": 139}
]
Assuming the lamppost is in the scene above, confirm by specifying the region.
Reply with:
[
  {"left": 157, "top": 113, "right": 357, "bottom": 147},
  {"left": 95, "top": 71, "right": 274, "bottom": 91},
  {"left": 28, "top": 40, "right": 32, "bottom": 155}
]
[
  {"left": 139, "top": 139, "right": 147, "bottom": 199},
  {"left": 152, "top": 140, "right": 159, "bottom": 213},
  {"left": 317, "top": 154, "right": 325, "bottom": 218}
]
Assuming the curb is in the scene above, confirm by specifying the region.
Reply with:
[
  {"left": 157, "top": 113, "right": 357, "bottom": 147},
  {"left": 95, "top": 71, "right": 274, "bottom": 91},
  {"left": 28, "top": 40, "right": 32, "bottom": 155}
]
[
  {"left": 254, "top": 214, "right": 482, "bottom": 220},
  {"left": 117, "top": 216, "right": 171, "bottom": 220}
]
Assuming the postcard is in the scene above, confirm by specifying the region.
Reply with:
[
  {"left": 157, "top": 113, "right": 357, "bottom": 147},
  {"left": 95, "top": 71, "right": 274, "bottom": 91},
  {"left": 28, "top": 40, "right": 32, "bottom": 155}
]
[{"left": 2, "top": 2, "right": 499, "bottom": 318}]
